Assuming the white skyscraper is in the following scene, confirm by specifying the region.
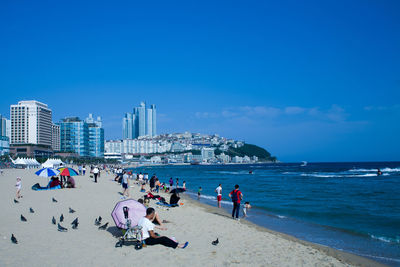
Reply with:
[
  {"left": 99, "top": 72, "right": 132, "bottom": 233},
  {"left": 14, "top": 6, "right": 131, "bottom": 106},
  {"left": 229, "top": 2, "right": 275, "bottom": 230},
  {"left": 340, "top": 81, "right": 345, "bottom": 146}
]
[
  {"left": 137, "top": 102, "right": 146, "bottom": 137},
  {"left": 10, "top": 100, "right": 52, "bottom": 146},
  {"left": 146, "top": 108, "right": 153, "bottom": 136},
  {"left": 123, "top": 102, "right": 157, "bottom": 139},
  {"left": 123, "top": 113, "right": 135, "bottom": 139},
  {"left": 151, "top": 104, "right": 156, "bottom": 137}
]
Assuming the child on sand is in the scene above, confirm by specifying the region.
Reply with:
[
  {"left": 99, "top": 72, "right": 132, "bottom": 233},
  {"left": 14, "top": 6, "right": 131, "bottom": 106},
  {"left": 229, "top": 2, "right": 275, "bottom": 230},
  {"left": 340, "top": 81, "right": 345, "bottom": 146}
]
[
  {"left": 243, "top": 202, "right": 251, "bottom": 218},
  {"left": 197, "top": 187, "right": 202, "bottom": 200},
  {"left": 15, "top": 178, "right": 22, "bottom": 199}
]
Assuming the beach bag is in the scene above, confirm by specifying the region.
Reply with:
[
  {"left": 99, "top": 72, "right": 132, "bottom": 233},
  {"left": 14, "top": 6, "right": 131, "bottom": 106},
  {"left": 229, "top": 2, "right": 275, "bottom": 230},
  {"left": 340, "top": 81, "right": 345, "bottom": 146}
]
[{"left": 31, "top": 183, "right": 40, "bottom": 190}]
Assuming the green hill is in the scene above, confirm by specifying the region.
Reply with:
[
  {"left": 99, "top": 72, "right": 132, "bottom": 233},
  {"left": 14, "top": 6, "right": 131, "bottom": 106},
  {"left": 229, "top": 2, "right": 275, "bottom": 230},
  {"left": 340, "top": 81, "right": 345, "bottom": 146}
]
[{"left": 216, "top": 144, "right": 277, "bottom": 162}]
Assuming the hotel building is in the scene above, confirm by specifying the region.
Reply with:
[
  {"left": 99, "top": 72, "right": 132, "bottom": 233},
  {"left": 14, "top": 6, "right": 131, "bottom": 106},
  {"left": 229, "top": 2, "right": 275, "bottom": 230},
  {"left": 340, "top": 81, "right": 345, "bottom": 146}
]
[{"left": 10, "top": 100, "right": 52, "bottom": 146}]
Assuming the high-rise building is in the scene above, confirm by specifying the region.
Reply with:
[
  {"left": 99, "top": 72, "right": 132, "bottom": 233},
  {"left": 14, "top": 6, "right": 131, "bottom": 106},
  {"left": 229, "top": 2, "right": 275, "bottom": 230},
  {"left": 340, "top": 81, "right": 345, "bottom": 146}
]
[
  {"left": 10, "top": 100, "right": 52, "bottom": 146},
  {"left": 146, "top": 108, "right": 153, "bottom": 137},
  {"left": 150, "top": 104, "right": 156, "bottom": 137},
  {"left": 51, "top": 124, "right": 60, "bottom": 151},
  {"left": 137, "top": 102, "right": 146, "bottom": 137},
  {"left": 59, "top": 117, "right": 89, "bottom": 157},
  {"left": 6, "top": 118, "right": 11, "bottom": 140},
  {"left": 86, "top": 114, "right": 104, "bottom": 157},
  {"left": 85, "top": 113, "right": 102, "bottom": 128},
  {"left": 122, "top": 113, "right": 135, "bottom": 139},
  {"left": 0, "top": 115, "right": 10, "bottom": 155},
  {"left": 123, "top": 102, "right": 157, "bottom": 139},
  {"left": 0, "top": 115, "right": 8, "bottom": 137}
]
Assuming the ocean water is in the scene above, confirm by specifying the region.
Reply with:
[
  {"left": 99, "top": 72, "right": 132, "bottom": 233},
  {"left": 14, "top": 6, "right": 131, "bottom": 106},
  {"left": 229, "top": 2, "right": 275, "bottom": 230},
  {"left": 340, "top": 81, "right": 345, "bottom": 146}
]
[{"left": 130, "top": 162, "right": 400, "bottom": 266}]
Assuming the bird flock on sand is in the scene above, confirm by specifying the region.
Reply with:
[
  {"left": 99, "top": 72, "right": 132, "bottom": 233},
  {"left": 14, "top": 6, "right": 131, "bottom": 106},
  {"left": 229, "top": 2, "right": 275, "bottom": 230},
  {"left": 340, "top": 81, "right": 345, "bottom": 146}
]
[
  {"left": 11, "top": 197, "right": 109, "bottom": 244},
  {"left": 12, "top": 197, "right": 220, "bottom": 247}
]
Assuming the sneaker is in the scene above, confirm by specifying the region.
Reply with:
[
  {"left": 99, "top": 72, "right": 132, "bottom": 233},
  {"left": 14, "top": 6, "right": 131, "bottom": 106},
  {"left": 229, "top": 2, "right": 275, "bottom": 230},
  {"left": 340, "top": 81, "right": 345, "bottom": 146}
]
[{"left": 181, "top": 241, "right": 189, "bottom": 249}]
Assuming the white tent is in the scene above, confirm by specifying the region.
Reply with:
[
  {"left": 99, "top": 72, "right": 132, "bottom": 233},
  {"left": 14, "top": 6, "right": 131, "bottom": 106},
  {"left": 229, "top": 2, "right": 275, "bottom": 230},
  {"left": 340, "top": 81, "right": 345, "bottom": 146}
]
[
  {"left": 41, "top": 158, "right": 64, "bottom": 169},
  {"left": 12, "top": 157, "right": 41, "bottom": 169}
]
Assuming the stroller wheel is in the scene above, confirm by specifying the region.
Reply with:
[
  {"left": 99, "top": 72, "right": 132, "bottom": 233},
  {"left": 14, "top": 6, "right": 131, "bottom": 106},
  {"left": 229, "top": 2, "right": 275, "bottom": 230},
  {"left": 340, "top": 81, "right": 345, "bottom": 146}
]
[
  {"left": 134, "top": 243, "right": 143, "bottom": 250},
  {"left": 115, "top": 241, "right": 122, "bottom": 248}
]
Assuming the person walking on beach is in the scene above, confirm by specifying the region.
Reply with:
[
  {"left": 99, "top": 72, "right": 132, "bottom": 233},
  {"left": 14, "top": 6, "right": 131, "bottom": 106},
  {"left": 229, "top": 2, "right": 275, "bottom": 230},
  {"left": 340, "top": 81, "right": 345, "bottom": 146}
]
[
  {"left": 121, "top": 171, "right": 130, "bottom": 199},
  {"left": 138, "top": 207, "right": 189, "bottom": 249},
  {"left": 229, "top": 184, "right": 243, "bottom": 220},
  {"left": 215, "top": 184, "right": 222, "bottom": 208},
  {"left": 15, "top": 177, "right": 22, "bottom": 199},
  {"left": 182, "top": 181, "right": 186, "bottom": 191},
  {"left": 176, "top": 178, "right": 179, "bottom": 188},
  {"left": 82, "top": 165, "right": 86, "bottom": 175},
  {"left": 92, "top": 166, "right": 99, "bottom": 183},
  {"left": 197, "top": 187, "right": 202, "bottom": 200},
  {"left": 169, "top": 177, "right": 173, "bottom": 188}
]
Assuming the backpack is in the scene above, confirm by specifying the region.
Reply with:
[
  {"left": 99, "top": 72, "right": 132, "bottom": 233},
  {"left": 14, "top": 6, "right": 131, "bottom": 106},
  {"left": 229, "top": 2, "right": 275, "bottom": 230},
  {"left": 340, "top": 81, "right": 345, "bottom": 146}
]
[{"left": 231, "top": 190, "right": 240, "bottom": 203}]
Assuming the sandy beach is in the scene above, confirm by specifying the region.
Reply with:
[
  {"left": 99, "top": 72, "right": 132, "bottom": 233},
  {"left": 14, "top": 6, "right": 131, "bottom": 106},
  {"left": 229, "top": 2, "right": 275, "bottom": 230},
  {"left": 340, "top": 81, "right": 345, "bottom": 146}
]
[{"left": 0, "top": 168, "right": 384, "bottom": 267}]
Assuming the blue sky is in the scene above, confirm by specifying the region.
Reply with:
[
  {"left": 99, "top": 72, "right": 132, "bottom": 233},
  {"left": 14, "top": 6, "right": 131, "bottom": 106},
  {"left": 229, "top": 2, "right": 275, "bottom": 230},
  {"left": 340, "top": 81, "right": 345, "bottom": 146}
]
[{"left": 1, "top": 0, "right": 399, "bottom": 162}]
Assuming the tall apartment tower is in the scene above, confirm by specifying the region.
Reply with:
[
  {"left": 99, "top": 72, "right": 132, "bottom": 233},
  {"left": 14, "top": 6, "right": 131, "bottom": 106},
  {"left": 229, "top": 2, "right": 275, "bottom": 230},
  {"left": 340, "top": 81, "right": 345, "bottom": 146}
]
[
  {"left": 0, "top": 115, "right": 10, "bottom": 155},
  {"left": 150, "top": 104, "right": 156, "bottom": 137},
  {"left": 123, "top": 102, "right": 157, "bottom": 139},
  {"left": 59, "top": 117, "right": 89, "bottom": 156},
  {"left": 122, "top": 113, "right": 136, "bottom": 139},
  {"left": 51, "top": 123, "right": 60, "bottom": 151},
  {"left": 86, "top": 114, "right": 104, "bottom": 157},
  {"left": 137, "top": 102, "right": 146, "bottom": 137},
  {"left": 146, "top": 107, "right": 153, "bottom": 137},
  {"left": 10, "top": 100, "right": 52, "bottom": 146}
]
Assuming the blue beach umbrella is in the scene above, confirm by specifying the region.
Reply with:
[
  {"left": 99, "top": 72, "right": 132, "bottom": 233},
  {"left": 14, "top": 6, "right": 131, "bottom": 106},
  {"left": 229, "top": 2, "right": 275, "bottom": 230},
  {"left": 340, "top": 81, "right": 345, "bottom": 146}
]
[{"left": 35, "top": 168, "right": 60, "bottom": 177}]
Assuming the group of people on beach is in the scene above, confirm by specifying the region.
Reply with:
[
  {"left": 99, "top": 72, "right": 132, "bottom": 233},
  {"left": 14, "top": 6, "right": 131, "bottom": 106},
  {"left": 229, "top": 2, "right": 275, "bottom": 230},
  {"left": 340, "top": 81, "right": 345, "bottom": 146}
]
[{"left": 215, "top": 183, "right": 251, "bottom": 219}]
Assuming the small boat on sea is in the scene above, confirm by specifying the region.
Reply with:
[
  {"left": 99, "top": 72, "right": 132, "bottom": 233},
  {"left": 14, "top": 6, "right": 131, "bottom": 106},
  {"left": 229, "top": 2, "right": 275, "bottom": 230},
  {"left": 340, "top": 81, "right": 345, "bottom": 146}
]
[{"left": 301, "top": 161, "right": 307, "bottom": 167}]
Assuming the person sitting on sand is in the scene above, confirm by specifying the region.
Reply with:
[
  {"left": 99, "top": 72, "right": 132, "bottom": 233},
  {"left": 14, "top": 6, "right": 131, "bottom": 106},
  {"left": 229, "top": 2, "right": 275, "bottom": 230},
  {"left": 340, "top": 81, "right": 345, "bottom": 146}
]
[
  {"left": 49, "top": 177, "right": 61, "bottom": 188},
  {"left": 138, "top": 199, "right": 170, "bottom": 226},
  {"left": 170, "top": 192, "right": 180, "bottom": 205},
  {"left": 66, "top": 176, "right": 76, "bottom": 188},
  {"left": 138, "top": 207, "right": 188, "bottom": 249}
]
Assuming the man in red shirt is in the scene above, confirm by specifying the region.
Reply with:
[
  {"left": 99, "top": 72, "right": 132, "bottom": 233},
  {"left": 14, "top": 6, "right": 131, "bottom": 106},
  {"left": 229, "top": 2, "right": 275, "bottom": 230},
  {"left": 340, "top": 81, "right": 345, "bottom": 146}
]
[{"left": 229, "top": 184, "right": 243, "bottom": 220}]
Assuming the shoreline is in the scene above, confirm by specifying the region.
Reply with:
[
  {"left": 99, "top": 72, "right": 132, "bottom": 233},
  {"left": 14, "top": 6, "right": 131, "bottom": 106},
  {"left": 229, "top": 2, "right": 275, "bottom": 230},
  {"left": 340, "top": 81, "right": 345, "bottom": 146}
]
[{"left": 181, "top": 194, "right": 386, "bottom": 267}]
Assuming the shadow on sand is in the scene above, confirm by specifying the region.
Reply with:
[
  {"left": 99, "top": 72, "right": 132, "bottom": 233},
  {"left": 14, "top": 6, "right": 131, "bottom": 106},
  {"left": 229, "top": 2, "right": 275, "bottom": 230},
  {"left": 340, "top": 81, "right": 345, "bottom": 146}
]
[{"left": 107, "top": 226, "right": 123, "bottom": 238}]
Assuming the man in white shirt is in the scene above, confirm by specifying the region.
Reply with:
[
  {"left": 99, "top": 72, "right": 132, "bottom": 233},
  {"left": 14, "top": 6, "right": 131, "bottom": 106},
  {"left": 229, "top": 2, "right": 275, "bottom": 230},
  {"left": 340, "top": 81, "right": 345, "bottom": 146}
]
[
  {"left": 138, "top": 207, "right": 188, "bottom": 249},
  {"left": 93, "top": 167, "right": 99, "bottom": 183},
  {"left": 215, "top": 184, "right": 222, "bottom": 208}
]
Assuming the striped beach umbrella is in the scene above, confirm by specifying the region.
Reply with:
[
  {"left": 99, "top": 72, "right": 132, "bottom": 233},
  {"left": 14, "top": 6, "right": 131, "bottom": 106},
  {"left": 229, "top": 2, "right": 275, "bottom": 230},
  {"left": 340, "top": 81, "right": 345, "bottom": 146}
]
[
  {"left": 35, "top": 168, "right": 60, "bottom": 177},
  {"left": 58, "top": 167, "right": 79, "bottom": 176}
]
